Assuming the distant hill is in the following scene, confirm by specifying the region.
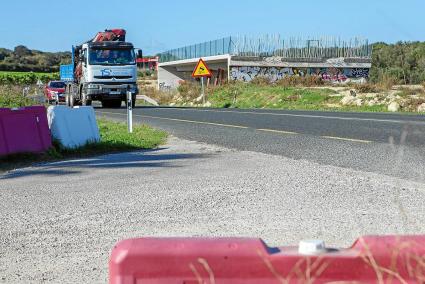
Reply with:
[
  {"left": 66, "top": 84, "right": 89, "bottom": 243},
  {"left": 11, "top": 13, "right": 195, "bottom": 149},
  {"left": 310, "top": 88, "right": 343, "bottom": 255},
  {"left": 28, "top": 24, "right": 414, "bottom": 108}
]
[{"left": 0, "top": 46, "right": 71, "bottom": 73}]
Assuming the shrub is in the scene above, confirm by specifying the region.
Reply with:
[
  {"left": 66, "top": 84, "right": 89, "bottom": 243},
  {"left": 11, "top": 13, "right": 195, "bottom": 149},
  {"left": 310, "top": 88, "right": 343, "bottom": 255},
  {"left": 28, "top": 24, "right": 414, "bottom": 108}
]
[
  {"left": 177, "top": 81, "right": 201, "bottom": 101},
  {"left": 250, "top": 76, "right": 270, "bottom": 85},
  {"left": 354, "top": 83, "right": 381, "bottom": 93},
  {"left": 142, "top": 86, "right": 175, "bottom": 105},
  {"left": 276, "top": 75, "right": 324, "bottom": 87},
  {"left": 0, "top": 85, "right": 39, "bottom": 107},
  {"left": 370, "top": 42, "right": 425, "bottom": 84},
  {"left": 0, "top": 71, "right": 59, "bottom": 85},
  {"left": 137, "top": 70, "right": 157, "bottom": 80},
  {"left": 399, "top": 97, "right": 425, "bottom": 112},
  {"left": 397, "top": 86, "right": 425, "bottom": 97},
  {"left": 375, "top": 73, "right": 396, "bottom": 90},
  {"left": 284, "top": 94, "right": 301, "bottom": 102}
]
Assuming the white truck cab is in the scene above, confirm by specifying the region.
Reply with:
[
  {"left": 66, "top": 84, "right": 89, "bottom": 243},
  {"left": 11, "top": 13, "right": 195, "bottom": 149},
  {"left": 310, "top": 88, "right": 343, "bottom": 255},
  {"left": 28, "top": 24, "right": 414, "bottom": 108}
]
[{"left": 61, "top": 39, "right": 141, "bottom": 108}]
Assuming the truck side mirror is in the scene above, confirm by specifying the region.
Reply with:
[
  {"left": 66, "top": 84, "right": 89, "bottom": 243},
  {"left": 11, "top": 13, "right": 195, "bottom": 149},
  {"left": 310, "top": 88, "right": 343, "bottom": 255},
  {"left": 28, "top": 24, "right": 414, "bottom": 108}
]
[{"left": 137, "top": 50, "right": 143, "bottom": 59}]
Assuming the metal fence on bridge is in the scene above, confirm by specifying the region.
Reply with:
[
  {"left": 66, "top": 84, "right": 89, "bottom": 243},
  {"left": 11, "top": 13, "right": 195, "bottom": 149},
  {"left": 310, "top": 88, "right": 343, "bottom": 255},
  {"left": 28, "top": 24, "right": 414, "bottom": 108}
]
[{"left": 158, "top": 35, "right": 371, "bottom": 63}]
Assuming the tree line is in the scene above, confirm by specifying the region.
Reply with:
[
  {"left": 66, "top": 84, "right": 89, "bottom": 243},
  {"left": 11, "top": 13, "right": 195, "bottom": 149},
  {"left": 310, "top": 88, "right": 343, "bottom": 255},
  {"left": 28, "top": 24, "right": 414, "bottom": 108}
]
[
  {"left": 0, "top": 45, "right": 71, "bottom": 73},
  {"left": 369, "top": 41, "right": 425, "bottom": 84}
]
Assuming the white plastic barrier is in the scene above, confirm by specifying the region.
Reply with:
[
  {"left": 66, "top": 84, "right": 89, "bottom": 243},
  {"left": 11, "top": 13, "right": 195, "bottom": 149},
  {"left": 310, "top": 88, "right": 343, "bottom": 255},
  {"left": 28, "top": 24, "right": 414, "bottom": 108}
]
[{"left": 47, "top": 106, "right": 100, "bottom": 149}]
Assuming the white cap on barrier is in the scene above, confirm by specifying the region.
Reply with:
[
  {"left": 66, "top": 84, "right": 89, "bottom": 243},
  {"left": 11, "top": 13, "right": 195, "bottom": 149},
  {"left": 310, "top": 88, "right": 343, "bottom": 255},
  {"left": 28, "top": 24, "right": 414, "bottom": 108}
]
[{"left": 298, "top": 240, "right": 326, "bottom": 255}]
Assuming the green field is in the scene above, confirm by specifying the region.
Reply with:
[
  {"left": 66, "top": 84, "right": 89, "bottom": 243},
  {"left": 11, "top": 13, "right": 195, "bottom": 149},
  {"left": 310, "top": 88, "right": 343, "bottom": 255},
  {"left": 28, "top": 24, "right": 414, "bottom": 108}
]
[{"left": 0, "top": 71, "right": 59, "bottom": 85}]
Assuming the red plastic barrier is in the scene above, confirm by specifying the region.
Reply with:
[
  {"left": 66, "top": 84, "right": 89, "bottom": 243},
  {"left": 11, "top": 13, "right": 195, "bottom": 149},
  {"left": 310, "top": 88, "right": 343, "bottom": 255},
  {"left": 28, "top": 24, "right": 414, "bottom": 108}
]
[
  {"left": 0, "top": 106, "right": 51, "bottom": 156},
  {"left": 110, "top": 235, "right": 425, "bottom": 283}
]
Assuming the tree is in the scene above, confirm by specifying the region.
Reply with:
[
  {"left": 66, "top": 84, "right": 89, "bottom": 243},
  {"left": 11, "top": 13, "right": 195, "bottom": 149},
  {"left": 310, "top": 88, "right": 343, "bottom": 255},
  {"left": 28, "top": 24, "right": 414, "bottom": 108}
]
[{"left": 13, "top": 45, "right": 32, "bottom": 57}]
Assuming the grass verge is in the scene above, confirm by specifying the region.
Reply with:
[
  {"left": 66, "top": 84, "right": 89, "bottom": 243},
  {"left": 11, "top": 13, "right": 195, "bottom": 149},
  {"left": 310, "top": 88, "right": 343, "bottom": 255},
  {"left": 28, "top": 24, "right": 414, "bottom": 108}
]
[
  {"left": 0, "top": 119, "right": 167, "bottom": 172},
  {"left": 207, "top": 82, "right": 388, "bottom": 112},
  {"left": 0, "top": 85, "right": 43, "bottom": 108}
]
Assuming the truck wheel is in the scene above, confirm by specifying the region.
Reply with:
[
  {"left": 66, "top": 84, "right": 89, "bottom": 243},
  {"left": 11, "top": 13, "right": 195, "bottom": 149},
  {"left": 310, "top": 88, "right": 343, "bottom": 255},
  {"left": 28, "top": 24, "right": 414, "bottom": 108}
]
[
  {"left": 65, "top": 93, "right": 71, "bottom": 107},
  {"left": 65, "top": 85, "right": 70, "bottom": 106},
  {"left": 69, "top": 95, "right": 75, "bottom": 108},
  {"left": 66, "top": 85, "right": 76, "bottom": 108},
  {"left": 82, "top": 94, "right": 92, "bottom": 106}
]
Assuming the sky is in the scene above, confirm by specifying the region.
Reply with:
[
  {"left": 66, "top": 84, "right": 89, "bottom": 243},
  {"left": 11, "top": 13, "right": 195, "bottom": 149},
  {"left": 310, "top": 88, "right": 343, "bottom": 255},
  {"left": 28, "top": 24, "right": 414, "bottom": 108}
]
[{"left": 0, "top": 0, "right": 424, "bottom": 54}]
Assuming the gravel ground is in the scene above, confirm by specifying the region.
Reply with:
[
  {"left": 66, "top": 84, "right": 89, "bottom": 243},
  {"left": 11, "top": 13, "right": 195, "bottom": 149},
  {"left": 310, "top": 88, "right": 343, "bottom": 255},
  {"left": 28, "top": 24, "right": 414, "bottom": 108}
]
[{"left": 1, "top": 137, "right": 424, "bottom": 283}]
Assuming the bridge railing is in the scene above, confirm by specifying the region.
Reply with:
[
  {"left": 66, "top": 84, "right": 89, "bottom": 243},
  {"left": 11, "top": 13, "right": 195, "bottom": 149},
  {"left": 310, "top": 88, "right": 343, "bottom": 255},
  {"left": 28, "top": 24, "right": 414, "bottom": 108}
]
[
  {"left": 158, "top": 37, "right": 233, "bottom": 63},
  {"left": 158, "top": 35, "right": 371, "bottom": 63}
]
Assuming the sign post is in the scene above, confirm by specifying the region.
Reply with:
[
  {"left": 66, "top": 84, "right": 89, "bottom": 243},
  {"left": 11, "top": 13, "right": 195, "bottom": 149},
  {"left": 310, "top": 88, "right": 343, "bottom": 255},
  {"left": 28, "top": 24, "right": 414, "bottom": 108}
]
[
  {"left": 201, "top": 77, "right": 205, "bottom": 104},
  {"left": 192, "top": 58, "right": 212, "bottom": 105}
]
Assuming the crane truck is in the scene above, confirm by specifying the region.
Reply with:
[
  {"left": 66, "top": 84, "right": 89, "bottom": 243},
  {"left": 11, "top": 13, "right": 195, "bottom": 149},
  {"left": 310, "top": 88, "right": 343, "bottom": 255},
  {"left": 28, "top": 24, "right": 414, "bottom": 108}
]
[{"left": 60, "top": 29, "right": 141, "bottom": 108}]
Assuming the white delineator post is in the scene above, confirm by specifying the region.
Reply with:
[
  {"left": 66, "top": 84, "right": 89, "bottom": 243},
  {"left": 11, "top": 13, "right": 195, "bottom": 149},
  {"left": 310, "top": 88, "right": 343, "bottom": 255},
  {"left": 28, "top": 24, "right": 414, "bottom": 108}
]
[{"left": 127, "top": 90, "right": 133, "bottom": 133}]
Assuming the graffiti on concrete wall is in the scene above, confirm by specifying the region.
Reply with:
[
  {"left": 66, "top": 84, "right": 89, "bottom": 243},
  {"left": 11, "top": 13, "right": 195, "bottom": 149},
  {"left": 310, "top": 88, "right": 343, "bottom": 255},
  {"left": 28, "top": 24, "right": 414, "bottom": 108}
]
[
  {"left": 230, "top": 66, "right": 370, "bottom": 83},
  {"left": 230, "top": 67, "right": 305, "bottom": 82},
  {"left": 159, "top": 82, "right": 172, "bottom": 91},
  {"left": 349, "top": 68, "right": 369, "bottom": 78},
  {"left": 310, "top": 67, "right": 348, "bottom": 82}
]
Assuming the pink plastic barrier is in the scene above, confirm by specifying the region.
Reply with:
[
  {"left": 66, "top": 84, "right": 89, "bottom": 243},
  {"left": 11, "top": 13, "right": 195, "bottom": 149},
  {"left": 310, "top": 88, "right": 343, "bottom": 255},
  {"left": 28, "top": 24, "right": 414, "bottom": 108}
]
[
  {"left": 110, "top": 235, "right": 425, "bottom": 283},
  {"left": 0, "top": 106, "right": 52, "bottom": 156}
]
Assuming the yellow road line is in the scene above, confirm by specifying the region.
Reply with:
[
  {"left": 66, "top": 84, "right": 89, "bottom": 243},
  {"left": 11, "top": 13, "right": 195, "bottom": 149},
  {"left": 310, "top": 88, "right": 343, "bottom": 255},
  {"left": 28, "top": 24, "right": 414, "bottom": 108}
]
[
  {"left": 321, "top": 136, "right": 372, "bottom": 143},
  {"left": 97, "top": 111, "right": 373, "bottom": 143},
  {"left": 141, "top": 115, "right": 249, "bottom": 129},
  {"left": 98, "top": 111, "right": 248, "bottom": 129},
  {"left": 257, "top": 128, "right": 298, "bottom": 135}
]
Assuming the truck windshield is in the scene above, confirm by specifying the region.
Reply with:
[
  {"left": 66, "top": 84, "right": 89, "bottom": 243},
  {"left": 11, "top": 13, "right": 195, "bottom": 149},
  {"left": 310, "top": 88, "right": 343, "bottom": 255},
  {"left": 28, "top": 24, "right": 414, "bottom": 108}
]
[{"left": 89, "top": 49, "right": 135, "bottom": 65}]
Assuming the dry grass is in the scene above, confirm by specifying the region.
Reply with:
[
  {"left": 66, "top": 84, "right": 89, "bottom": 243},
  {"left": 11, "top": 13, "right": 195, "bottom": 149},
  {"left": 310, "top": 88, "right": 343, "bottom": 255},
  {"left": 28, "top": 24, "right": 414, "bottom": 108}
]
[
  {"left": 397, "top": 86, "right": 425, "bottom": 96},
  {"left": 349, "top": 76, "right": 394, "bottom": 94},
  {"left": 399, "top": 97, "right": 425, "bottom": 111},
  {"left": 276, "top": 76, "right": 325, "bottom": 87},
  {"left": 375, "top": 74, "right": 396, "bottom": 90},
  {"left": 141, "top": 86, "right": 175, "bottom": 105},
  {"left": 177, "top": 81, "right": 201, "bottom": 101},
  {"left": 0, "top": 85, "right": 43, "bottom": 107},
  {"left": 244, "top": 76, "right": 326, "bottom": 88},
  {"left": 253, "top": 237, "right": 425, "bottom": 283},
  {"left": 250, "top": 76, "right": 271, "bottom": 85},
  {"left": 353, "top": 83, "right": 382, "bottom": 93}
]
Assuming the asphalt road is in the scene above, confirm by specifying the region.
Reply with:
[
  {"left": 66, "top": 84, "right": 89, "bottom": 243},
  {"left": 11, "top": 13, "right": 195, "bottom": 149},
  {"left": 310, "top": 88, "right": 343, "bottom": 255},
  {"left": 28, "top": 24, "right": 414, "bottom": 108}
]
[{"left": 96, "top": 106, "right": 425, "bottom": 182}]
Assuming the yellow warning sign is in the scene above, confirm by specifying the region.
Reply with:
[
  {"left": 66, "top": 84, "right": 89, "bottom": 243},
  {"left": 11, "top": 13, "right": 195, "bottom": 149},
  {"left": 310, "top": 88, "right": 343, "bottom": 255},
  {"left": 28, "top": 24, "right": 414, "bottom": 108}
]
[{"left": 192, "top": 58, "right": 212, "bottom": 78}]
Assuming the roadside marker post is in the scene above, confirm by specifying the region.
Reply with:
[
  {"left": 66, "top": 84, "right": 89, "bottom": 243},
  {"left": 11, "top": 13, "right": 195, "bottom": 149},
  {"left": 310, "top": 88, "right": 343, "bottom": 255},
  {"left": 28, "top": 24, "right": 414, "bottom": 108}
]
[
  {"left": 192, "top": 58, "right": 212, "bottom": 105},
  {"left": 126, "top": 89, "right": 133, "bottom": 133}
]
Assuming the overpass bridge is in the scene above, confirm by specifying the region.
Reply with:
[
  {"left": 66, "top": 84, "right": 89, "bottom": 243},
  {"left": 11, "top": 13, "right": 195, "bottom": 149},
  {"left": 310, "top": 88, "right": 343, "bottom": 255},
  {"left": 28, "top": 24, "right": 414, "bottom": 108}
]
[{"left": 157, "top": 35, "right": 372, "bottom": 90}]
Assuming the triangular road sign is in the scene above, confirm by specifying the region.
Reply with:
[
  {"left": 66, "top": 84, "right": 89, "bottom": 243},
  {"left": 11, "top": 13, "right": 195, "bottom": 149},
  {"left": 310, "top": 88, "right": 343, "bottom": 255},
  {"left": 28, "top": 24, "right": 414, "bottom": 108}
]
[{"left": 192, "top": 58, "right": 212, "bottom": 78}]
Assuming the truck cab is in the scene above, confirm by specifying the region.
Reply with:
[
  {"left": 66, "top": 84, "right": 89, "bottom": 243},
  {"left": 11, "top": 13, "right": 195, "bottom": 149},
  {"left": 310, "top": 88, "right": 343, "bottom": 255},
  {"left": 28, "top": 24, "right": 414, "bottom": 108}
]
[{"left": 60, "top": 30, "right": 140, "bottom": 108}]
